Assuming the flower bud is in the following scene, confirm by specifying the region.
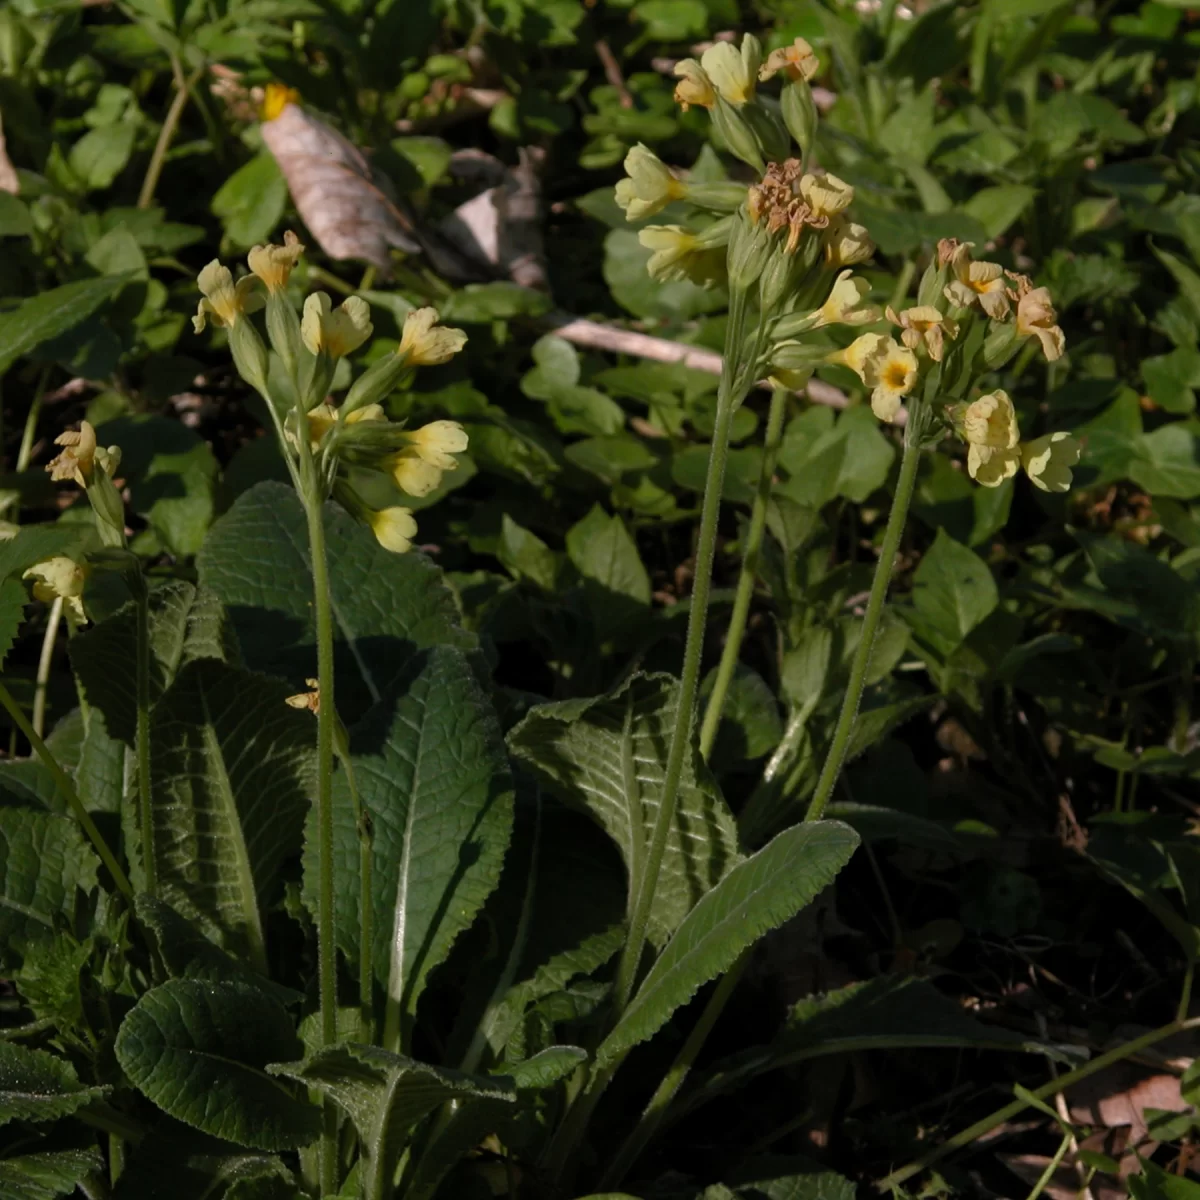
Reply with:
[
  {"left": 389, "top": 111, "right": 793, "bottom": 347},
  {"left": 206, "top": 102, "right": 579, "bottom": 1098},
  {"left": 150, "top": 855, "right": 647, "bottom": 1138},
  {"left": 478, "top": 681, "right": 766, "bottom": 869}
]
[
  {"left": 982, "top": 320, "right": 1021, "bottom": 370},
  {"left": 229, "top": 318, "right": 271, "bottom": 398},
  {"left": 710, "top": 96, "right": 765, "bottom": 172},
  {"left": 781, "top": 82, "right": 818, "bottom": 165},
  {"left": 685, "top": 182, "right": 754, "bottom": 213},
  {"left": 727, "top": 206, "right": 774, "bottom": 291},
  {"left": 743, "top": 104, "right": 791, "bottom": 165}
]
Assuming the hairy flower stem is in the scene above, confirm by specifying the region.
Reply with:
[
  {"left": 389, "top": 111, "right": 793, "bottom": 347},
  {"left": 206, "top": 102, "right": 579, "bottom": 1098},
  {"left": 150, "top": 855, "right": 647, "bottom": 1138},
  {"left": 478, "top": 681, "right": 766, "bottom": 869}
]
[
  {"left": 612, "top": 286, "right": 751, "bottom": 1020},
  {"left": 806, "top": 406, "right": 924, "bottom": 823},
  {"left": 879, "top": 1016, "right": 1200, "bottom": 1191},
  {"left": 294, "top": 429, "right": 339, "bottom": 1196},
  {"left": 0, "top": 680, "right": 132, "bottom": 899},
  {"left": 132, "top": 575, "right": 157, "bottom": 897},
  {"left": 699, "top": 387, "right": 789, "bottom": 759}
]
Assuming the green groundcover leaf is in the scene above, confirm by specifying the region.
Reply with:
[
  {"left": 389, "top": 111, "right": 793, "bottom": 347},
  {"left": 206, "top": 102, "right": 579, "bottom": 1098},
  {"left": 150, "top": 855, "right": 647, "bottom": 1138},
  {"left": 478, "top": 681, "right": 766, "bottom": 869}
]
[
  {"left": 0, "top": 1149, "right": 102, "bottom": 1200},
  {"left": 70, "top": 580, "right": 236, "bottom": 746},
  {"left": 0, "top": 1042, "right": 108, "bottom": 1126},
  {"left": 115, "top": 979, "right": 320, "bottom": 1151},
  {"left": 509, "top": 672, "right": 742, "bottom": 945},
  {"left": 0, "top": 275, "right": 131, "bottom": 376},
  {"left": 150, "top": 659, "right": 315, "bottom": 970},
  {"left": 0, "top": 807, "right": 99, "bottom": 959},
  {"left": 0, "top": 578, "right": 26, "bottom": 671},
  {"left": 197, "top": 482, "right": 476, "bottom": 722},
  {"left": 596, "top": 821, "right": 859, "bottom": 1070},
  {"left": 269, "top": 1044, "right": 513, "bottom": 1200},
  {"left": 304, "top": 645, "right": 513, "bottom": 1035}
]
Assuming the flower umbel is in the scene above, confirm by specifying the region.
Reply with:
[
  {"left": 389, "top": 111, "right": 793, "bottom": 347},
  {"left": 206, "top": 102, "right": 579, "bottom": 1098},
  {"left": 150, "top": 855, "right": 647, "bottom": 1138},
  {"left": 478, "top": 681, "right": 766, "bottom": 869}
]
[
  {"left": 615, "top": 143, "right": 687, "bottom": 221},
  {"left": 193, "top": 260, "right": 263, "bottom": 333},
  {"left": 398, "top": 307, "right": 468, "bottom": 366},
  {"left": 1016, "top": 286, "right": 1066, "bottom": 362},
  {"left": 301, "top": 293, "right": 373, "bottom": 358},
  {"left": 23, "top": 557, "right": 89, "bottom": 626},
  {"left": 963, "top": 390, "right": 1021, "bottom": 486},
  {"left": 1022, "top": 431, "right": 1080, "bottom": 493},
  {"left": 248, "top": 231, "right": 305, "bottom": 294}
]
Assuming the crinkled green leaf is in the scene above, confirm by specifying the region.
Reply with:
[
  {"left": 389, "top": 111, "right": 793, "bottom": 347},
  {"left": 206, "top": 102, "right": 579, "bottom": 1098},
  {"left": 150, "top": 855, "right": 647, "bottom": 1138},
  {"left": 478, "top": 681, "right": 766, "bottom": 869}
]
[
  {"left": 0, "top": 1149, "right": 102, "bottom": 1200},
  {"left": 115, "top": 979, "right": 319, "bottom": 1150},
  {"left": 509, "top": 673, "right": 742, "bottom": 944},
  {"left": 0, "top": 276, "right": 131, "bottom": 376},
  {"left": 198, "top": 482, "right": 476, "bottom": 723},
  {"left": 150, "top": 659, "right": 314, "bottom": 969},
  {"left": 597, "top": 822, "right": 858, "bottom": 1069},
  {"left": 0, "top": 1042, "right": 107, "bottom": 1126}
]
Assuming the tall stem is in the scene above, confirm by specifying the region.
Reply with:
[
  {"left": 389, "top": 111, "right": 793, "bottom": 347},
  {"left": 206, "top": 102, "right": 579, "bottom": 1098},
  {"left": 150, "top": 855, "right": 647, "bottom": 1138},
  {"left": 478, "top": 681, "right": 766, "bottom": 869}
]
[
  {"left": 133, "top": 577, "right": 157, "bottom": 897},
  {"left": 613, "top": 289, "right": 750, "bottom": 1016},
  {"left": 0, "top": 680, "right": 132, "bottom": 899},
  {"left": 806, "top": 412, "right": 923, "bottom": 823},
  {"left": 16, "top": 367, "right": 52, "bottom": 478},
  {"left": 32, "top": 597, "right": 63, "bottom": 738},
  {"left": 699, "top": 387, "right": 788, "bottom": 760},
  {"left": 138, "top": 56, "right": 200, "bottom": 210}
]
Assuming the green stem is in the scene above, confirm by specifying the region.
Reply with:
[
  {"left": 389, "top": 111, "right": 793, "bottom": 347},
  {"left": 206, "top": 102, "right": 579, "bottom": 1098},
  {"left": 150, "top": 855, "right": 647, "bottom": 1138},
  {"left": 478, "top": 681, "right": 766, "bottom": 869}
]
[
  {"left": 137, "top": 56, "right": 200, "bottom": 210},
  {"left": 699, "top": 387, "right": 788, "bottom": 760},
  {"left": 612, "top": 286, "right": 750, "bottom": 1018},
  {"left": 0, "top": 680, "right": 132, "bottom": 899},
  {"left": 338, "top": 746, "right": 373, "bottom": 1043},
  {"left": 806, "top": 412, "right": 923, "bottom": 823},
  {"left": 300, "top": 474, "right": 339, "bottom": 1196},
  {"left": 32, "top": 596, "right": 62, "bottom": 738},
  {"left": 601, "top": 949, "right": 751, "bottom": 1190},
  {"left": 878, "top": 1016, "right": 1200, "bottom": 1192},
  {"left": 133, "top": 577, "right": 157, "bottom": 897},
  {"left": 1025, "top": 1131, "right": 1073, "bottom": 1200},
  {"left": 16, "top": 366, "right": 51, "bottom": 477}
]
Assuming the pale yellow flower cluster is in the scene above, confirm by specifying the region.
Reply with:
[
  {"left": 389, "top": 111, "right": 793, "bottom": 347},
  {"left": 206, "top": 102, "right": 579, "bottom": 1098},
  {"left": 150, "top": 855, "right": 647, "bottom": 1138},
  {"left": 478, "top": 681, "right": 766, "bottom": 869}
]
[{"left": 958, "top": 390, "right": 1081, "bottom": 492}]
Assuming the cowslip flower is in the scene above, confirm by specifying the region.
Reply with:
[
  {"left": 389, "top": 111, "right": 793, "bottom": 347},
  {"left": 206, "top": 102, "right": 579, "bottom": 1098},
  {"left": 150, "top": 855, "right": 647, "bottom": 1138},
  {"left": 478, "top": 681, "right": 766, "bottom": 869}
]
[
  {"left": 23, "top": 557, "right": 89, "bottom": 626},
  {"left": 943, "top": 244, "right": 1010, "bottom": 319},
  {"left": 1016, "top": 287, "right": 1065, "bottom": 362},
  {"left": 247, "top": 231, "right": 304, "bottom": 294},
  {"left": 388, "top": 420, "right": 469, "bottom": 497},
  {"left": 799, "top": 172, "right": 854, "bottom": 222},
  {"left": 829, "top": 333, "right": 916, "bottom": 423},
  {"left": 193, "top": 261, "right": 263, "bottom": 333},
  {"left": 306, "top": 402, "right": 385, "bottom": 450},
  {"left": 814, "top": 271, "right": 879, "bottom": 328},
  {"left": 963, "top": 390, "right": 1020, "bottom": 486},
  {"left": 398, "top": 307, "right": 467, "bottom": 367},
  {"left": 615, "top": 144, "right": 686, "bottom": 222},
  {"left": 369, "top": 506, "right": 418, "bottom": 554},
  {"left": 700, "top": 40, "right": 758, "bottom": 106},
  {"left": 285, "top": 678, "right": 320, "bottom": 714},
  {"left": 46, "top": 421, "right": 98, "bottom": 487},
  {"left": 825, "top": 217, "right": 874, "bottom": 267},
  {"left": 1022, "top": 432, "right": 1080, "bottom": 493},
  {"left": 639, "top": 225, "right": 716, "bottom": 285},
  {"left": 673, "top": 59, "right": 716, "bottom": 110},
  {"left": 759, "top": 37, "right": 819, "bottom": 83},
  {"left": 886, "top": 304, "right": 958, "bottom": 362},
  {"left": 301, "top": 293, "right": 373, "bottom": 358}
]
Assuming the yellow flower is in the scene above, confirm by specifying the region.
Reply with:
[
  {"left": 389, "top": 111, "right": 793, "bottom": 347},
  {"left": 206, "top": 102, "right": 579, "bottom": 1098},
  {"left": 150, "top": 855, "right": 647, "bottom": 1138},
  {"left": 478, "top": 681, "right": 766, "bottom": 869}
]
[
  {"left": 615, "top": 143, "right": 686, "bottom": 222},
  {"left": 193, "top": 260, "right": 263, "bottom": 333},
  {"left": 824, "top": 217, "right": 874, "bottom": 267},
  {"left": 369, "top": 506, "right": 418, "bottom": 554},
  {"left": 814, "top": 271, "right": 879, "bottom": 328},
  {"left": 388, "top": 420, "right": 469, "bottom": 497},
  {"left": 885, "top": 304, "right": 958, "bottom": 362},
  {"left": 759, "top": 37, "right": 819, "bottom": 83},
  {"left": 23, "top": 557, "right": 89, "bottom": 626},
  {"left": 963, "top": 390, "right": 1021, "bottom": 486},
  {"left": 827, "top": 331, "right": 890, "bottom": 379},
  {"left": 46, "top": 421, "right": 98, "bottom": 487},
  {"left": 700, "top": 41, "right": 757, "bottom": 106},
  {"left": 285, "top": 678, "right": 320, "bottom": 714},
  {"left": 943, "top": 244, "right": 1010, "bottom": 319},
  {"left": 301, "top": 292, "right": 373, "bottom": 358},
  {"left": 398, "top": 307, "right": 468, "bottom": 367},
  {"left": 639, "top": 225, "right": 717, "bottom": 285},
  {"left": 306, "top": 402, "right": 385, "bottom": 450},
  {"left": 247, "top": 231, "right": 304, "bottom": 294},
  {"left": 261, "top": 82, "right": 299, "bottom": 121},
  {"left": 799, "top": 172, "right": 854, "bottom": 222},
  {"left": 1022, "top": 432, "right": 1080, "bottom": 493},
  {"left": 1016, "top": 286, "right": 1065, "bottom": 362},
  {"left": 673, "top": 59, "right": 716, "bottom": 110},
  {"left": 862, "top": 339, "right": 918, "bottom": 423}
]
